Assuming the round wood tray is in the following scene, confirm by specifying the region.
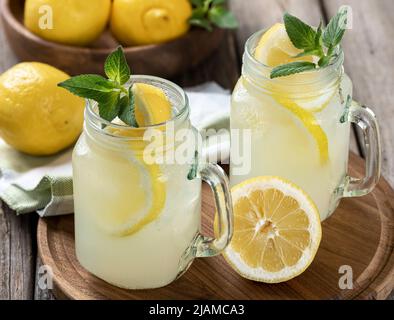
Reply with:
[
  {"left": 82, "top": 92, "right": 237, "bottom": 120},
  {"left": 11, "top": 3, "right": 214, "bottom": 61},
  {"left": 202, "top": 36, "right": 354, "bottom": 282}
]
[
  {"left": 0, "top": 0, "right": 224, "bottom": 77},
  {"left": 37, "top": 153, "right": 394, "bottom": 300}
]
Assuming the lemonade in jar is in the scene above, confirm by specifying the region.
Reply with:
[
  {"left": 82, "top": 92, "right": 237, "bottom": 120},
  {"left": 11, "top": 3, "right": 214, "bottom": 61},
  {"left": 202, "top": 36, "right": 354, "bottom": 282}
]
[
  {"left": 60, "top": 50, "right": 233, "bottom": 289},
  {"left": 230, "top": 13, "right": 381, "bottom": 221}
]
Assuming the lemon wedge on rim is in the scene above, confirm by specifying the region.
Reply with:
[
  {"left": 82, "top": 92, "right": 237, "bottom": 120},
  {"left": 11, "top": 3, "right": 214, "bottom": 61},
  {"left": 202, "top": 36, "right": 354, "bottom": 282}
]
[
  {"left": 133, "top": 83, "right": 173, "bottom": 127},
  {"left": 223, "top": 176, "right": 322, "bottom": 283},
  {"left": 255, "top": 23, "right": 314, "bottom": 67}
]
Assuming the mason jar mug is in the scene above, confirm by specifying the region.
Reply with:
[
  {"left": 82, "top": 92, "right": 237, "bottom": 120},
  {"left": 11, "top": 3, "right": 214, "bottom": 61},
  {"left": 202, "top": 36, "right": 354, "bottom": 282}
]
[
  {"left": 73, "top": 76, "right": 233, "bottom": 289},
  {"left": 230, "top": 30, "right": 381, "bottom": 221}
]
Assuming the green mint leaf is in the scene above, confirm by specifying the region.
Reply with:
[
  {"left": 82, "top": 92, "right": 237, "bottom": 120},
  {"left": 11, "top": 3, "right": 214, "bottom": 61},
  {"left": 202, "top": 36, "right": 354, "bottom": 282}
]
[
  {"left": 58, "top": 47, "right": 139, "bottom": 127},
  {"left": 204, "top": 0, "right": 213, "bottom": 10},
  {"left": 293, "top": 49, "right": 321, "bottom": 58},
  {"left": 315, "top": 21, "right": 323, "bottom": 49},
  {"left": 58, "top": 74, "right": 119, "bottom": 100},
  {"left": 340, "top": 95, "right": 352, "bottom": 123},
  {"left": 190, "top": 7, "right": 206, "bottom": 20},
  {"left": 284, "top": 12, "right": 317, "bottom": 50},
  {"left": 58, "top": 74, "right": 124, "bottom": 123},
  {"left": 189, "top": 18, "right": 213, "bottom": 31},
  {"left": 119, "top": 87, "right": 138, "bottom": 127},
  {"left": 270, "top": 61, "right": 316, "bottom": 79},
  {"left": 187, "top": 151, "right": 199, "bottom": 180},
  {"left": 323, "top": 7, "right": 348, "bottom": 49},
  {"left": 209, "top": 6, "right": 238, "bottom": 29},
  {"left": 212, "top": 0, "right": 226, "bottom": 5},
  {"left": 190, "top": 0, "right": 204, "bottom": 6},
  {"left": 104, "top": 46, "right": 130, "bottom": 85},
  {"left": 189, "top": 0, "right": 237, "bottom": 30},
  {"left": 98, "top": 91, "right": 121, "bottom": 122},
  {"left": 318, "top": 55, "right": 332, "bottom": 67}
]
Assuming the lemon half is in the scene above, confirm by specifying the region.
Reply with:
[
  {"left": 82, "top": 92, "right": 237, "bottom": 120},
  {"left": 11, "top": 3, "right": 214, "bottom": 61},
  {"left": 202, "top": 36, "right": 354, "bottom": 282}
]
[{"left": 223, "top": 176, "right": 322, "bottom": 283}]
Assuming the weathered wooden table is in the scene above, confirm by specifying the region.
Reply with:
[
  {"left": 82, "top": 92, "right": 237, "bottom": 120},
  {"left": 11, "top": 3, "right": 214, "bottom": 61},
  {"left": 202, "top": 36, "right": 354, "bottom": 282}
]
[{"left": 0, "top": 0, "right": 393, "bottom": 300}]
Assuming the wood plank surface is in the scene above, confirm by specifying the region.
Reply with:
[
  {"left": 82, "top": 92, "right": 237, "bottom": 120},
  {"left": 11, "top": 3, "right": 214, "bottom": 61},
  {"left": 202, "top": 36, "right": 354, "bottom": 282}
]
[
  {"left": 322, "top": 0, "right": 394, "bottom": 187},
  {"left": 0, "top": 18, "right": 36, "bottom": 300},
  {"left": 322, "top": 0, "right": 394, "bottom": 301},
  {"left": 0, "top": 204, "right": 36, "bottom": 299},
  {"left": 34, "top": 256, "right": 55, "bottom": 300}
]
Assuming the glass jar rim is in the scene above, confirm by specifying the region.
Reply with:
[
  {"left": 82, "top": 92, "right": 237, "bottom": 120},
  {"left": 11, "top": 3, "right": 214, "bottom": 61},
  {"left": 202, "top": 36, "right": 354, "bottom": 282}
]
[
  {"left": 85, "top": 75, "right": 190, "bottom": 136},
  {"left": 243, "top": 29, "right": 344, "bottom": 85}
]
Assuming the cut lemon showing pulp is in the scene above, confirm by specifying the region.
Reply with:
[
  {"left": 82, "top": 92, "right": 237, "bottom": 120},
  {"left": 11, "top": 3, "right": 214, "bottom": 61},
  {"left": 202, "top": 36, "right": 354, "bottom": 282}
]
[
  {"left": 133, "top": 83, "right": 173, "bottom": 127},
  {"left": 224, "top": 176, "right": 322, "bottom": 283}
]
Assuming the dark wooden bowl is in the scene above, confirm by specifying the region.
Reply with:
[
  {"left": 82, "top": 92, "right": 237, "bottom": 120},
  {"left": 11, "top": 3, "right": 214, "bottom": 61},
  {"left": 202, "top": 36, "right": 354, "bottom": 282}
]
[{"left": 0, "top": 0, "right": 224, "bottom": 77}]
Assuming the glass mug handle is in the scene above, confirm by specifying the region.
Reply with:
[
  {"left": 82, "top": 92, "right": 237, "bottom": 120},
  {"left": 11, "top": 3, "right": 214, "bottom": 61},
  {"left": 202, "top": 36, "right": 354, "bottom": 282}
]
[
  {"left": 341, "top": 101, "right": 381, "bottom": 197},
  {"left": 194, "top": 163, "right": 234, "bottom": 257}
]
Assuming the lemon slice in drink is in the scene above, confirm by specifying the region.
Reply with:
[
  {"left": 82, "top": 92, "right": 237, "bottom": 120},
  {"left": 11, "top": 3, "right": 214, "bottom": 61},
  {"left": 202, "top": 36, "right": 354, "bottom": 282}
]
[
  {"left": 93, "top": 151, "right": 166, "bottom": 237},
  {"left": 254, "top": 24, "right": 329, "bottom": 163},
  {"left": 223, "top": 176, "right": 322, "bottom": 283},
  {"left": 97, "top": 84, "right": 173, "bottom": 237},
  {"left": 272, "top": 94, "right": 329, "bottom": 164}
]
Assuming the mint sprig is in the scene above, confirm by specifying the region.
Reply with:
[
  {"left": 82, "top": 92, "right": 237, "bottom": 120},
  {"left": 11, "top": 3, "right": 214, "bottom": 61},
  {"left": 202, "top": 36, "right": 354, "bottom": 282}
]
[
  {"left": 270, "top": 7, "right": 349, "bottom": 79},
  {"left": 58, "top": 47, "right": 138, "bottom": 126},
  {"left": 118, "top": 87, "right": 138, "bottom": 127},
  {"left": 187, "top": 151, "right": 199, "bottom": 180},
  {"left": 104, "top": 46, "right": 131, "bottom": 86},
  {"left": 270, "top": 61, "right": 317, "bottom": 79},
  {"left": 189, "top": 0, "right": 238, "bottom": 31}
]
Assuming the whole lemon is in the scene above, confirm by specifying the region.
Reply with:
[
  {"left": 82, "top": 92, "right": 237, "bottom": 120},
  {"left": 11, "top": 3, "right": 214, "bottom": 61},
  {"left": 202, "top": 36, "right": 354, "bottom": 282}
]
[
  {"left": 24, "top": 0, "right": 112, "bottom": 46},
  {"left": 0, "top": 63, "right": 85, "bottom": 156},
  {"left": 111, "top": 0, "right": 192, "bottom": 46}
]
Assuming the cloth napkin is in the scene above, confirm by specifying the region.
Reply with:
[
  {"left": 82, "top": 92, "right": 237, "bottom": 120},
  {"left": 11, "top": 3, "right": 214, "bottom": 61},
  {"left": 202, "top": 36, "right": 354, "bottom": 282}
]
[{"left": 0, "top": 82, "right": 231, "bottom": 217}]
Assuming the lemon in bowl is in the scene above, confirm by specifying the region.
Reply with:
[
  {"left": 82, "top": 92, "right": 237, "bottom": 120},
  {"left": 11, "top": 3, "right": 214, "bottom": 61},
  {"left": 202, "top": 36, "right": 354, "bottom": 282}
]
[
  {"left": 110, "top": 0, "right": 192, "bottom": 46},
  {"left": 24, "top": 0, "right": 112, "bottom": 46},
  {"left": 0, "top": 62, "right": 85, "bottom": 156}
]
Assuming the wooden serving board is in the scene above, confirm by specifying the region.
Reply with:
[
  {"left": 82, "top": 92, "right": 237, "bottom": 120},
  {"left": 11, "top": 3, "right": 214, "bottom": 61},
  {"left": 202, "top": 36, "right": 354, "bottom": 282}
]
[{"left": 37, "top": 153, "right": 394, "bottom": 300}]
